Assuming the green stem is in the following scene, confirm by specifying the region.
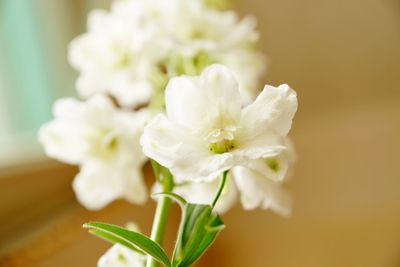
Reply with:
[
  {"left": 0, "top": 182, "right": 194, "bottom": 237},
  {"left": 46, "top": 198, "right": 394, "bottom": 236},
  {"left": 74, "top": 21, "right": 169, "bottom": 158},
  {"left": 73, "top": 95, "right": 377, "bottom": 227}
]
[
  {"left": 212, "top": 170, "right": 228, "bottom": 208},
  {"left": 147, "top": 162, "right": 174, "bottom": 267}
]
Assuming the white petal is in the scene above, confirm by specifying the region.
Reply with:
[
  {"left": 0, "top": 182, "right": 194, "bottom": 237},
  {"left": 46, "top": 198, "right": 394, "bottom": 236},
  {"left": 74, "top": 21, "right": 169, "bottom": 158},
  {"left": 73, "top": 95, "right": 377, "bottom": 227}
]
[
  {"left": 72, "top": 163, "right": 148, "bottom": 210},
  {"left": 172, "top": 175, "right": 238, "bottom": 213},
  {"left": 68, "top": 35, "right": 89, "bottom": 73},
  {"left": 111, "top": 80, "right": 153, "bottom": 108},
  {"left": 246, "top": 137, "right": 297, "bottom": 182},
  {"left": 234, "top": 84, "right": 297, "bottom": 159},
  {"left": 38, "top": 97, "right": 111, "bottom": 164},
  {"left": 141, "top": 114, "right": 191, "bottom": 169},
  {"left": 141, "top": 114, "right": 234, "bottom": 181},
  {"left": 199, "top": 64, "right": 242, "bottom": 122},
  {"left": 241, "top": 84, "right": 298, "bottom": 136},
  {"left": 232, "top": 166, "right": 292, "bottom": 217},
  {"left": 53, "top": 95, "right": 115, "bottom": 124},
  {"left": 247, "top": 137, "right": 297, "bottom": 182},
  {"left": 75, "top": 74, "right": 108, "bottom": 99},
  {"left": 165, "top": 64, "right": 242, "bottom": 132},
  {"left": 38, "top": 120, "right": 88, "bottom": 165},
  {"left": 122, "top": 167, "right": 148, "bottom": 205},
  {"left": 165, "top": 75, "right": 205, "bottom": 129},
  {"left": 168, "top": 147, "right": 235, "bottom": 182},
  {"left": 73, "top": 164, "right": 120, "bottom": 210},
  {"left": 233, "top": 132, "right": 285, "bottom": 160},
  {"left": 246, "top": 154, "right": 289, "bottom": 182}
]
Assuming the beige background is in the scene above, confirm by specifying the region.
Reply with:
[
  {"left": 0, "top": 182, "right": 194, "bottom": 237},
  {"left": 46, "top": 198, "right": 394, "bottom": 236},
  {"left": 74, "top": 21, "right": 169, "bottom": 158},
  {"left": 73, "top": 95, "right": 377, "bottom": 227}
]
[{"left": 1, "top": 0, "right": 400, "bottom": 266}]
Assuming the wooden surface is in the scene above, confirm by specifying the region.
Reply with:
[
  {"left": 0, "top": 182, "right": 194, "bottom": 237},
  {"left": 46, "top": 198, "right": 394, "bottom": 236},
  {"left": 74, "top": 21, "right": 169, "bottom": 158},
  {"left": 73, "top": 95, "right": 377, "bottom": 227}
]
[
  {"left": 1, "top": 0, "right": 400, "bottom": 266},
  {"left": 0, "top": 202, "right": 172, "bottom": 267}
]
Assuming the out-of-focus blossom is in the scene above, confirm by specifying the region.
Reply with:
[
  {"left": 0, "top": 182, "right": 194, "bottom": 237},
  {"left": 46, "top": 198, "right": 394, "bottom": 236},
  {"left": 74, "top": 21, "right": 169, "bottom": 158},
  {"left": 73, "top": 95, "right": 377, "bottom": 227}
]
[
  {"left": 69, "top": 0, "right": 266, "bottom": 108},
  {"left": 141, "top": 64, "right": 298, "bottom": 182},
  {"left": 39, "top": 94, "right": 151, "bottom": 209},
  {"left": 98, "top": 245, "right": 145, "bottom": 267},
  {"left": 68, "top": 4, "right": 165, "bottom": 108},
  {"left": 98, "top": 222, "right": 146, "bottom": 267}
]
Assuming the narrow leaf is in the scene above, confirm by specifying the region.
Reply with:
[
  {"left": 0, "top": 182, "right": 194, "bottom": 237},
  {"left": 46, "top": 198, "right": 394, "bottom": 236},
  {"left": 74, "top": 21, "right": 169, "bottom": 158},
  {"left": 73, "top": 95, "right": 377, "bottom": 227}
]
[
  {"left": 152, "top": 192, "right": 187, "bottom": 208},
  {"left": 169, "top": 200, "right": 225, "bottom": 267},
  {"left": 179, "top": 214, "right": 225, "bottom": 266},
  {"left": 84, "top": 222, "right": 171, "bottom": 267},
  {"left": 180, "top": 205, "right": 212, "bottom": 250},
  {"left": 88, "top": 229, "right": 144, "bottom": 254}
]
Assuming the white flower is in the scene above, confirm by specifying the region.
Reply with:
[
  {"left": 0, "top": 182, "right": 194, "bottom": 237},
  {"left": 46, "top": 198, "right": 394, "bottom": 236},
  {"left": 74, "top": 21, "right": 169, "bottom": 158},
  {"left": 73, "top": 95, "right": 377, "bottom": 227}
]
[
  {"left": 69, "top": 2, "right": 167, "bottom": 107},
  {"left": 141, "top": 64, "right": 297, "bottom": 182},
  {"left": 39, "top": 94, "right": 151, "bottom": 209},
  {"left": 98, "top": 222, "right": 145, "bottom": 267}
]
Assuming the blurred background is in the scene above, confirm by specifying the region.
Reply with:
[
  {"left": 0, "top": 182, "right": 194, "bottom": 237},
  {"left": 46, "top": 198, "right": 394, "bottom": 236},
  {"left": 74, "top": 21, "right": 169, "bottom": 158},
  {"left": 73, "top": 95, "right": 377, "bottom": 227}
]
[{"left": 1, "top": 0, "right": 400, "bottom": 266}]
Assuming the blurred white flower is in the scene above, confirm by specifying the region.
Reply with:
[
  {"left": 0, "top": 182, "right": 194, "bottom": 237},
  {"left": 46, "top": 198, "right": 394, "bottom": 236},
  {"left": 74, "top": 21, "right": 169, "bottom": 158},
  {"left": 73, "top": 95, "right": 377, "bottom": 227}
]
[
  {"left": 39, "top": 94, "right": 151, "bottom": 209},
  {"left": 155, "top": 0, "right": 257, "bottom": 54},
  {"left": 153, "top": 0, "right": 266, "bottom": 101},
  {"left": 98, "top": 222, "right": 145, "bottom": 267},
  {"left": 69, "top": 0, "right": 266, "bottom": 107},
  {"left": 141, "top": 64, "right": 297, "bottom": 182},
  {"left": 98, "top": 244, "right": 145, "bottom": 267},
  {"left": 69, "top": 4, "right": 164, "bottom": 108}
]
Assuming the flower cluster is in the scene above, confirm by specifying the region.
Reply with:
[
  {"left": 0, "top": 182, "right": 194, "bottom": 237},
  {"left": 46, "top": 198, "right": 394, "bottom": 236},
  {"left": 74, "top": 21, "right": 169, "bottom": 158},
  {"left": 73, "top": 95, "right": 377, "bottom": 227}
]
[
  {"left": 69, "top": 0, "right": 265, "bottom": 108},
  {"left": 40, "top": 0, "right": 272, "bottom": 212},
  {"left": 39, "top": 0, "right": 298, "bottom": 266}
]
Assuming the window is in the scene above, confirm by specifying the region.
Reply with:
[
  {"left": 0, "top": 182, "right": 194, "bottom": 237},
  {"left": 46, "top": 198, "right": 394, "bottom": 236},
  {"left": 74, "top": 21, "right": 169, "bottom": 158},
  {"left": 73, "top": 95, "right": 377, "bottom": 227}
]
[{"left": 0, "top": 0, "right": 94, "bottom": 167}]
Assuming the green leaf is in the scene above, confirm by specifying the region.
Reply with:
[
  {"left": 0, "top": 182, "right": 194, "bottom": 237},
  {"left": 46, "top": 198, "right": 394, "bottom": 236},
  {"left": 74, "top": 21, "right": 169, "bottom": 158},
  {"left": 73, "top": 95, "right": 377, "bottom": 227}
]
[
  {"left": 179, "top": 213, "right": 224, "bottom": 266},
  {"left": 83, "top": 222, "right": 171, "bottom": 267},
  {"left": 88, "top": 229, "right": 144, "bottom": 254},
  {"left": 152, "top": 192, "right": 187, "bottom": 208},
  {"left": 161, "top": 194, "right": 225, "bottom": 267}
]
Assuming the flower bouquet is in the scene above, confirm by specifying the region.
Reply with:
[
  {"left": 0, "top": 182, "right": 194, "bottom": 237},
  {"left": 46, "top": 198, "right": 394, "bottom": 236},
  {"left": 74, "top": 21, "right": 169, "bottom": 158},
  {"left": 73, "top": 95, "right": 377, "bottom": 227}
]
[{"left": 39, "top": 0, "right": 298, "bottom": 266}]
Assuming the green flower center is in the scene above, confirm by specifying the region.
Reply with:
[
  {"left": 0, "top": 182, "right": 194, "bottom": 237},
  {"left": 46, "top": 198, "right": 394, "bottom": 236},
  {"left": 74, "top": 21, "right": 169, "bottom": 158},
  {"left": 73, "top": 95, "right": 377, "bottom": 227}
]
[
  {"left": 87, "top": 129, "right": 119, "bottom": 159},
  {"left": 206, "top": 125, "right": 238, "bottom": 154},
  {"left": 209, "top": 139, "right": 235, "bottom": 154}
]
